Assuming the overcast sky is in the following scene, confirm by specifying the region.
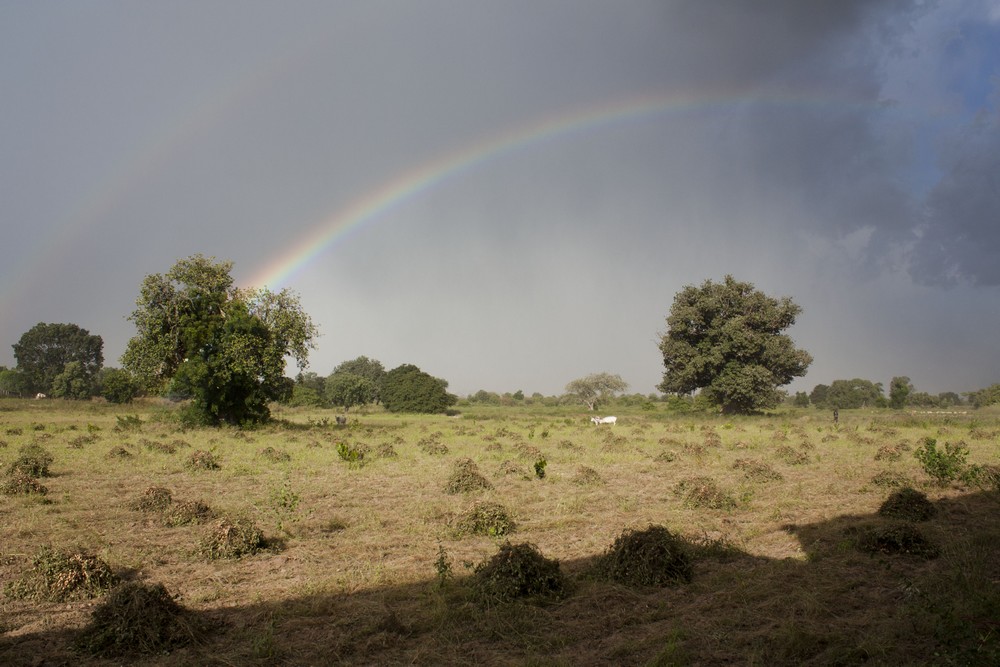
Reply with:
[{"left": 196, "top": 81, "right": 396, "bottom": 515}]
[{"left": 3, "top": 1, "right": 1000, "bottom": 398}]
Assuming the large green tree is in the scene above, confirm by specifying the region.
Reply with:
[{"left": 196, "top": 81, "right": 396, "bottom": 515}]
[
  {"left": 889, "top": 376, "right": 912, "bottom": 410},
  {"left": 12, "top": 322, "right": 104, "bottom": 395},
  {"left": 380, "top": 364, "right": 456, "bottom": 413},
  {"left": 564, "top": 372, "right": 629, "bottom": 411},
  {"left": 331, "top": 356, "right": 386, "bottom": 403},
  {"left": 324, "top": 372, "right": 377, "bottom": 411},
  {"left": 825, "top": 378, "right": 885, "bottom": 409},
  {"left": 121, "top": 255, "right": 317, "bottom": 425},
  {"left": 658, "top": 276, "right": 812, "bottom": 414}
]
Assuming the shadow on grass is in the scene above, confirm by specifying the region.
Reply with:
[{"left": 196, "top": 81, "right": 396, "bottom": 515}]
[{"left": 2, "top": 492, "right": 998, "bottom": 666}]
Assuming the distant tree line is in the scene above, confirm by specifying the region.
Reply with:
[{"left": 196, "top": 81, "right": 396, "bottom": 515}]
[{"left": 796, "top": 376, "right": 967, "bottom": 410}]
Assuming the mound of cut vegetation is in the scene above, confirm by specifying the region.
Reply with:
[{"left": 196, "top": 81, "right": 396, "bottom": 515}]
[
  {"left": 852, "top": 522, "right": 940, "bottom": 559},
  {"left": 199, "top": 516, "right": 266, "bottom": 559},
  {"left": 594, "top": 525, "right": 692, "bottom": 587},
  {"left": 455, "top": 501, "right": 515, "bottom": 537},
  {"left": 473, "top": 542, "right": 566, "bottom": 604},
  {"left": 877, "top": 487, "right": 936, "bottom": 522},
  {"left": 5, "top": 546, "right": 117, "bottom": 602},
  {"left": 445, "top": 458, "right": 493, "bottom": 494}
]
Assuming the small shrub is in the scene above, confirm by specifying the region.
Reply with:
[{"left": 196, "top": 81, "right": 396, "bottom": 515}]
[
  {"left": 914, "top": 437, "right": 969, "bottom": 484},
  {"left": 878, "top": 487, "right": 936, "bottom": 522},
  {"left": 871, "top": 470, "right": 911, "bottom": 488},
  {"left": 962, "top": 463, "right": 1000, "bottom": 491},
  {"left": 162, "top": 500, "right": 213, "bottom": 527},
  {"left": 200, "top": 517, "right": 266, "bottom": 559},
  {"left": 130, "top": 486, "right": 173, "bottom": 513},
  {"left": 259, "top": 446, "right": 292, "bottom": 463},
  {"left": 775, "top": 445, "right": 809, "bottom": 465},
  {"left": 5, "top": 546, "right": 118, "bottom": 601},
  {"left": 114, "top": 414, "right": 143, "bottom": 433},
  {"left": 1, "top": 472, "right": 48, "bottom": 496},
  {"left": 572, "top": 466, "right": 605, "bottom": 485},
  {"left": 8, "top": 444, "right": 53, "bottom": 477},
  {"left": 456, "top": 501, "right": 515, "bottom": 537},
  {"left": 594, "top": 525, "right": 693, "bottom": 587},
  {"left": 677, "top": 477, "right": 737, "bottom": 510},
  {"left": 106, "top": 445, "right": 134, "bottom": 460},
  {"left": 852, "top": 522, "right": 939, "bottom": 559},
  {"left": 733, "top": 458, "right": 783, "bottom": 483},
  {"left": 336, "top": 442, "right": 366, "bottom": 464},
  {"left": 472, "top": 541, "right": 566, "bottom": 603},
  {"left": 533, "top": 457, "right": 547, "bottom": 479},
  {"left": 74, "top": 581, "right": 200, "bottom": 657},
  {"left": 445, "top": 459, "right": 493, "bottom": 494},
  {"left": 186, "top": 450, "right": 220, "bottom": 471}
]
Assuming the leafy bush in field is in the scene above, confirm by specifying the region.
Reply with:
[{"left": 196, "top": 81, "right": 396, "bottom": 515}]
[
  {"left": 456, "top": 501, "right": 515, "bottom": 537},
  {"left": 871, "top": 470, "right": 912, "bottom": 488},
  {"left": 162, "top": 500, "right": 213, "bottom": 527},
  {"left": 1, "top": 471, "right": 48, "bottom": 496},
  {"left": 733, "top": 458, "right": 783, "bottom": 483},
  {"left": 5, "top": 546, "right": 118, "bottom": 601},
  {"left": 8, "top": 443, "right": 53, "bottom": 477},
  {"left": 199, "top": 517, "right": 266, "bottom": 559},
  {"left": 852, "top": 522, "right": 939, "bottom": 559},
  {"left": 594, "top": 525, "right": 693, "bottom": 587},
  {"left": 572, "top": 466, "right": 605, "bottom": 485},
  {"left": 533, "top": 457, "right": 547, "bottom": 479},
  {"left": 445, "top": 458, "right": 493, "bottom": 494},
  {"left": 878, "top": 487, "right": 936, "bottom": 522},
  {"left": 185, "top": 449, "right": 220, "bottom": 470},
  {"left": 336, "top": 442, "right": 366, "bottom": 464},
  {"left": 75, "top": 581, "right": 200, "bottom": 657},
  {"left": 676, "top": 477, "right": 737, "bottom": 510},
  {"left": 914, "top": 437, "right": 968, "bottom": 484},
  {"left": 130, "top": 486, "right": 173, "bottom": 512},
  {"left": 473, "top": 541, "right": 566, "bottom": 603},
  {"left": 962, "top": 463, "right": 1000, "bottom": 491}
]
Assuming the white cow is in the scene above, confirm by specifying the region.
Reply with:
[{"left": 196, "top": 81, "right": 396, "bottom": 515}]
[
  {"left": 591, "top": 416, "right": 617, "bottom": 426},
  {"left": 35, "top": 393, "right": 47, "bottom": 400}
]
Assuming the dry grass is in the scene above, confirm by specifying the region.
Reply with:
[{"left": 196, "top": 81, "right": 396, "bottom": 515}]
[{"left": 0, "top": 399, "right": 998, "bottom": 665}]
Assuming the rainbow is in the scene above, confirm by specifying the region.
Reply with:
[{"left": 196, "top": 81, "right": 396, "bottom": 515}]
[{"left": 247, "top": 89, "right": 745, "bottom": 289}]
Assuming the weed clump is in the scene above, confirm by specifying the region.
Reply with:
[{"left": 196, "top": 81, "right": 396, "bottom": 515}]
[
  {"left": 572, "top": 466, "right": 605, "bottom": 485},
  {"left": 186, "top": 449, "right": 220, "bottom": 470},
  {"left": 199, "top": 516, "right": 266, "bottom": 559},
  {"left": 455, "top": 501, "right": 516, "bottom": 537},
  {"left": 74, "top": 581, "right": 201, "bottom": 658},
  {"left": 130, "top": 486, "right": 173, "bottom": 512},
  {"left": 676, "top": 477, "right": 737, "bottom": 510},
  {"left": 473, "top": 541, "right": 566, "bottom": 604},
  {"left": 336, "top": 442, "right": 367, "bottom": 464},
  {"left": 594, "top": 525, "right": 693, "bottom": 587},
  {"left": 733, "top": 458, "right": 783, "bottom": 483},
  {"left": 877, "top": 487, "right": 936, "bottom": 522},
  {"left": 163, "top": 500, "right": 213, "bottom": 527},
  {"left": 445, "top": 458, "right": 493, "bottom": 494},
  {"left": 259, "top": 446, "right": 292, "bottom": 463},
  {"left": 7, "top": 443, "right": 53, "bottom": 477},
  {"left": 1, "top": 471, "right": 48, "bottom": 496},
  {"left": 852, "top": 522, "right": 939, "bottom": 559},
  {"left": 5, "top": 546, "right": 118, "bottom": 601},
  {"left": 914, "top": 437, "right": 969, "bottom": 484}
]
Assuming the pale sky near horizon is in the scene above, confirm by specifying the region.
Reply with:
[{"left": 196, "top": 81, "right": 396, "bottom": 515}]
[{"left": 2, "top": 1, "right": 1000, "bottom": 398}]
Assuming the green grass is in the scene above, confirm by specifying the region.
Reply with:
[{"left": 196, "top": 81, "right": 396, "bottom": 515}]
[{"left": 0, "top": 398, "right": 997, "bottom": 664}]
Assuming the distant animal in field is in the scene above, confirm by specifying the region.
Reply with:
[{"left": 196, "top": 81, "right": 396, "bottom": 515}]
[
  {"left": 335, "top": 416, "right": 347, "bottom": 425},
  {"left": 35, "top": 393, "right": 46, "bottom": 400},
  {"left": 591, "top": 416, "right": 617, "bottom": 426}
]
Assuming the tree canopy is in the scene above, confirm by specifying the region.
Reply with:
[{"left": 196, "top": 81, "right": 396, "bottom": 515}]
[
  {"left": 564, "top": 372, "right": 629, "bottom": 411},
  {"left": 380, "top": 364, "right": 456, "bottom": 413},
  {"left": 121, "top": 255, "right": 317, "bottom": 425},
  {"left": 658, "top": 276, "right": 812, "bottom": 414},
  {"left": 12, "top": 322, "right": 103, "bottom": 396},
  {"left": 330, "top": 356, "right": 386, "bottom": 405}
]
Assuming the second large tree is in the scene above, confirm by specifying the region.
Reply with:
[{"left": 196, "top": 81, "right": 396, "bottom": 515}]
[{"left": 658, "top": 276, "right": 811, "bottom": 414}]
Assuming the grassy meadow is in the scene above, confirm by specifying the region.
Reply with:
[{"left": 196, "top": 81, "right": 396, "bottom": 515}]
[{"left": 1, "top": 398, "right": 998, "bottom": 665}]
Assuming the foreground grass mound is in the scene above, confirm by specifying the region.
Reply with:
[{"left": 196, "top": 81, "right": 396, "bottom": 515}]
[
  {"left": 7, "top": 443, "right": 53, "bottom": 477},
  {"left": 75, "top": 581, "right": 201, "bottom": 658},
  {"left": 852, "top": 522, "right": 940, "bottom": 559},
  {"left": 445, "top": 458, "right": 493, "bottom": 494},
  {"left": 1, "top": 471, "right": 48, "bottom": 496},
  {"left": 594, "top": 525, "right": 693, "bottom": 587},
  {"left": 877, "top": 487, "right": 936, "bottom": 521},
  {"left": 199, "top": 516, "right": 266, "bottom": 559},
  {"left": 455, "top": 501, "right": 515, "bottom": 537},
  {"left": 5, "top": 546, "right": 118, "bottom": 602},
  {"left": 473, "top": 542, "right": 565, "bottom": 603}
]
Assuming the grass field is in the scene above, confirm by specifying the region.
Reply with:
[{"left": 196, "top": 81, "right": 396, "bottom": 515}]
[{"left": 1, "top": 398, "right": 998, "bottom": 665}]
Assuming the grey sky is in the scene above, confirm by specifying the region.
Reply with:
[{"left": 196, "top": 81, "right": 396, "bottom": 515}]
[{"left": 2, "top": 1, "right": 999, "bottom": 397}]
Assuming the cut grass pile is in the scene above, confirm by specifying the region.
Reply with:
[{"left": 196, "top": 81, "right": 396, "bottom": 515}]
[{"left": 5, "top": 546, "right": 117, "bottom": 601}]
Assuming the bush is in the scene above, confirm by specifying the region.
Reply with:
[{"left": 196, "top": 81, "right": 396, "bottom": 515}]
[
  {"left": 75, "top": 581, "right": 200, "bottom": 657},
  {"left": 7, "top": 444, "right": 53, "bottom": 477},
  {"left": 914, "top": 437, "right": 969, "bottom": 484},
  {"left": 444, "top": 458, "right": 493, "bottom": 494},
  {"left": 5, "top": 546, "right": 118, "bottom": 601},
  {"left": 199, "top": 517, "right": 266, "bottom": 559},
  {"left": 594, "top": 525, "right": 693, "bottom": 587},
  {"left": 852, "top": 522, "right": 939, "bottom": 559},
  {"left": 676, "top": 477, "right": 737, "bottom": 510},
  {"left": 878, "top": 487, "right": 936, "bottom": 522},
  {"left": 472, "top": 542, "right": 566, "bottom": 603},
  {"left": 455, "top": 501, "right": 515, "bottom": 537}
]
